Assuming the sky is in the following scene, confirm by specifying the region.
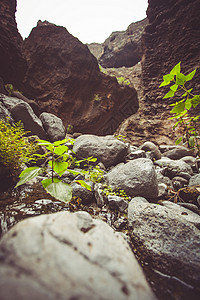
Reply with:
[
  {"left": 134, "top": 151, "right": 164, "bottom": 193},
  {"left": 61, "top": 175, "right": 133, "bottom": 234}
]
[{"left": 16, "top": 0, "right": 148, "bottom": 44}]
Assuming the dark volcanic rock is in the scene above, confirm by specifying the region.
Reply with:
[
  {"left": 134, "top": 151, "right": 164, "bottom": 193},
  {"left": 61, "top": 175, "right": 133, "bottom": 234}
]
[
  {"left": 98, "top": 18, "right": 148, "bottom": 68},
  {"left": 142, "top": 0, "right": 200, "bottom": 102},
  {"left": 0, "top": 0, "right": 26, "bottom": 88},
  {"left": 115, "top": 0, "right": 200, "bottom": 146},
  {"left": 22, "top": 22, "right": 138, "bottom": 135}
]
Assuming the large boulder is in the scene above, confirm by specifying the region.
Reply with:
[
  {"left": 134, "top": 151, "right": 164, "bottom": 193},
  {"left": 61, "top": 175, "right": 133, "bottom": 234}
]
[
  {"left": 21, "top": 21, "right": 138, "bottom": 135},
  {"left": 155, "top": 157, "right": 193, "bottom": 179},
  {"left": 10, "top": 101, "right": 47, "bottom": 139},
  {"left": 0, "top": 211, "right": 156, "bottom": 300},
  {"left": 39, "top": 112, "right": 65, "bottom": 142},
  {"left": 73, "top": 134, "right": 129, "bottom": 168},
  {"left": 0, "top": 0, "right": 27, "bottom": 88},
  {"left": 105, "top": 158, "right": 158, "bottom": 198},
  {"left": 128, "top": 197, "right": 200, "bottom": 299},
  {"left": 98, "top": 18, "right": 148, "bottom": 68}
]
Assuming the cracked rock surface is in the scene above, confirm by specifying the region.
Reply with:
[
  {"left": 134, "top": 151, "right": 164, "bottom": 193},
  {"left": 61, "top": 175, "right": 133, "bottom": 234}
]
[{"left": 0, "top": 211, "right": 156, "bottom": 300}]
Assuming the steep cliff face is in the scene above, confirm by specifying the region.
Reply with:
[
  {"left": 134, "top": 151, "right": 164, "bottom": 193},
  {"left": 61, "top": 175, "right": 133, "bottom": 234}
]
[
  {"left": 0, "top": 0, "right": 26, "bottom": 88},
  {"left": 98, "top": 18, "right": 148, "bottom": 68},
  {"left": 22, "top": 22, "right": 138, "bottom": 134},
  {"left": 116, "top": 0, "right": 200, "bottom": 146},
  {"left": 142, "top": 0, "right": 200, "bottom": 102}
]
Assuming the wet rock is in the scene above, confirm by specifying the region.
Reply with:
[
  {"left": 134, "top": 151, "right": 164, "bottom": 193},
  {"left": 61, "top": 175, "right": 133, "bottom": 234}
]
[
  {"left": 39, "top": 112, "right": 66, "bottom": 142},
  {"left": 107, "top": 195, "right": 128, "bottom": 212},
  {"left": 0, "top": 211, "right": 156, "bottom": 300},
  {"left": 106, "top": 158, "right": 158, "bottom": 199},
  {"left": 155, "top": 158, "right": 193, "bottom": 179},
  {"left": 10, "top": 102, "right": 47, "bottom": 139},
  {"left": 128, "top": 197, "right": 200, "bottom": 291},
  {"left": 73, "top": 134, "right": 128, "bottom": 168}
]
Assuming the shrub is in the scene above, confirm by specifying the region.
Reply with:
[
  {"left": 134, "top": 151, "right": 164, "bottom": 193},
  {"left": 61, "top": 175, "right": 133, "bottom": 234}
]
[
  {"left": 159, "top": 62, "right": 200, "bottom": 154},
  {"left": 0, "top": 118, "right": 38, "bottom": 177},
  {"left": 16, "top": 138, "right": 103, "bottom": 203}
]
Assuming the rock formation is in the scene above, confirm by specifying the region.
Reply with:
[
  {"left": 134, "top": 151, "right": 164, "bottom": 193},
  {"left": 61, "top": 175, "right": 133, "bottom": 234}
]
[
  {"left": 21, "top": 21, "right": 138, "bottom": 135},
  {"left": 0, "top": 0, "right": 26, "bottom": 88},
  {"left": 96, "top": 18, "right": 148, "bottom": 68},
  {"left": 116, "top": 0, "right": 200, "bottom": 146}
]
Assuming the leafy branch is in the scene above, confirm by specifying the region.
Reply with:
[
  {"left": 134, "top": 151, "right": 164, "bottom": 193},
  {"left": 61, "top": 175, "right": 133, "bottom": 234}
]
[{"left": 159, "top": 62, "right": 200, "bottom": 153}]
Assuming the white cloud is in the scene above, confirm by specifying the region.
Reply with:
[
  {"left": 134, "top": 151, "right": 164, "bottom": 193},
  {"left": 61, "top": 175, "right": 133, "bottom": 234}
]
[{"left": 16, "top": 0, "right": 148, "bottom": 43}]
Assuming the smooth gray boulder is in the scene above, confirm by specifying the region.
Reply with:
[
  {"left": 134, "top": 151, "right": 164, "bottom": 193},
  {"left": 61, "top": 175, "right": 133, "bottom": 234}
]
[
  {"left": 105, "top": 158, "right": 158, "bottom": 198},
  {"left": 10, "top": 102, "right": 47, "bottom": 139},
  {"left": 140, "top": 141, "right": 161, "bottom": 160},
  {"left": 162, "top": 146, "right": 195, "bottom": 160},
  {"left": 188, "top": 174, "right": 200, "bottom": 187},
  {"left": 155, "top": 157, "right": 193, "bottom": 179},
  {"left": 73, "top": 135, "right": 128, "bottom": 168},
  {"left": 128, "top": 197, "right": 200, "bottom": 290},
  {"left": 0, "top": 211, "right": 156, "bottom": 300},
  {"left": 39, "top": 112, "right": 66, "bottom": 142}
]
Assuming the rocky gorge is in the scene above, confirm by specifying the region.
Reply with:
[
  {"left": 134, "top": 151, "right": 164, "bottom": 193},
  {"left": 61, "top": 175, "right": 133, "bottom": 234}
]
[{"left": 0, "top": 0, "right": 200, "bottom": 300}]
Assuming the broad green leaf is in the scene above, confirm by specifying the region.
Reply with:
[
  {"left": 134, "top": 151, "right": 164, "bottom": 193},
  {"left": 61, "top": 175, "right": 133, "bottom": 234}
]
[
  {"left": 181, "top": 91, "right": 188, "bottom": 97},
  {"left": 41, "top": 177, "right": 61, "bottom": 189},
  {"left": 66, "top": 169, "right": 82, "bottom": 176},
  {"left": 159, "top": 80, "right": 170, "bottom": 87},
  {"left": 53, "top": 161, "right": 69, "bottom": 176},
  {"left": 163, "top": 74, "right": 174, "bottom": 83},
  {"left": 163, "top": 90, "right": 175, "bottom": 99},
  {"left": 45, "top": 182, "right": 72, "bottom": 202},
  {"left": 170, "top": 84, "right": 178, "bottom": 92},
  {"left": 175, "top": 137, "right": 183, "bottom": 145},
  {"left": 170, "top": 62, "right": 181, "bottom": 75},
  {"left": 87, "top": 157, "right": 97, "bottom": 162},
  {"left": 15, "top": 167, "right": 43, "bottom": 188},
  {"left": 189, "top": 136, "right": 195, "bottom": 148},
  {"left": 54, "top": 145, "right": 68, "bottom": 156},
  {"left": 176, "top": 73, "right": 186, "bottom": 85},
  {"left": 170, "top": 102, "right": 185, "bottom": 114},
  {"left": 75, "top": 180, "right": 92, "bottom": 191},
  {"left": 191, "top": 95, "right": 200, "bottom": 108},
  {"left": 185, "top": 69, "right": 196, "bottom": 81},
  {"left": 53, "top": 139, "right": 68, "bottom": 146},
  {"left": 185, "top": 98, "right": 192, "bottom": 110}
]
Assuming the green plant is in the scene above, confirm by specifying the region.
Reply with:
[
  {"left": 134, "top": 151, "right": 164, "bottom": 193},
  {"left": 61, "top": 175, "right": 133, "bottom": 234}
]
[
  {"left": 4, "top": 84, "right": 20, "bottom": 96},
  {"left": 159, "top": 62, "right": 200, "bottom": 153},
  {"left": 102, "top": 184, "right": 130, "bottom": 201},
  {"left": 114, "top": 134, "right": 126, "bottom": 142},
  {"left": 116, "top": 76, "right": 130, "bottom": 86},
  {"left": 0, "top": 118, "right": 38, "bottom": 176},
  {"left": 15, "top": 138, "right": 102, "bottom": 203},
  {"left": 66, "top": 124, "right": 73, "bottom": 134},
  {"left": 94, "top": 93, "right": 102, "bottom": 102}
]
